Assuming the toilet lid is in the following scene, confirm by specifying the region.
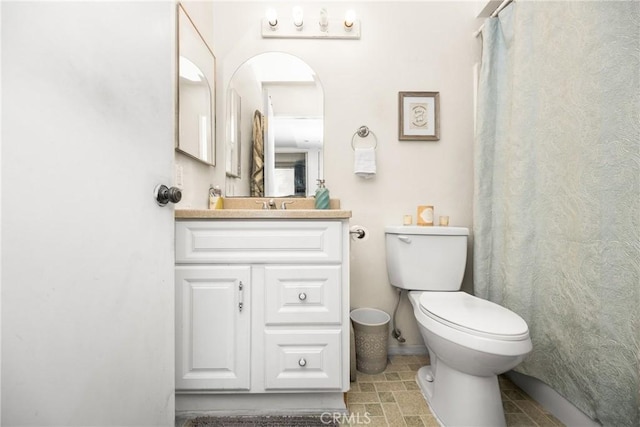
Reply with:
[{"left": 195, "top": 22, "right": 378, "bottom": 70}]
[{"left": 419, "top": 292, "right": 529, "bottom": 340}]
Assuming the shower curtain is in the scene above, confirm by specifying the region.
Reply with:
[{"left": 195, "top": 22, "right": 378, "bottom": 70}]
[
  {"left": 250, "top": 110, "right": 264, "bottom": 197},
  {"left": 474, "top": 2, "right": 639, "bottom": 426}
]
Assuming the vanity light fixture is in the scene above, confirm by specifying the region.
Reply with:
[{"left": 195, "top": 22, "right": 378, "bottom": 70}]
[
  {"left": 266, "top": 8, "right": 278, "bottom": 30},
  {"left": 261, "top": 7, "right": 360, "bottom": 39}
]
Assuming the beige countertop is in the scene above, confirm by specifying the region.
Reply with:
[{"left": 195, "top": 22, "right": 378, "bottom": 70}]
[
  {"left": 175, "top": 198, "right": 350, "bottom": 219},
  {"left": 175, "top": 209, "right": 352, "bottom": 219}
]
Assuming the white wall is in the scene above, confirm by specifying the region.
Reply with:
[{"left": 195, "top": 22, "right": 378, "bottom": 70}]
[
  {"left": 210, "top": 1, "right": 481, "bottom": 350},
  {"left": 0, "top": 2, "right": 3, "bottom": 419}
]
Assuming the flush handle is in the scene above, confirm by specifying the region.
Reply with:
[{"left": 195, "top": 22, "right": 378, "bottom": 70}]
[{"left": 398, "top": 235, "right": 412, "bottom": 244}]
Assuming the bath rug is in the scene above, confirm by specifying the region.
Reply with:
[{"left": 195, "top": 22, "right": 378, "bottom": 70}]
[{"left": 185, "top": 415, "right": 338, "bottom": 426}]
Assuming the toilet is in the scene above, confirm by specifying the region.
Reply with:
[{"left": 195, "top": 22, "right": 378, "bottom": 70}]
[{"left": 385, "top": 226, "right": 532, "bottom": 427}]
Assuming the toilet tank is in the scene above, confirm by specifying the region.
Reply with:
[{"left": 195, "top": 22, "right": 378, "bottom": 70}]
[{"left": 385, "top": 226, "right": 469, "bottom": 291}]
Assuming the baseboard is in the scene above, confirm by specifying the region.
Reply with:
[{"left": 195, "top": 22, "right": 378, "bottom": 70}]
[
  {"left": 506, "top": 371, "right": 600, "bottom": 427},
  {"left": 176, "top": 391, "right": 346, "bottom": 415}
]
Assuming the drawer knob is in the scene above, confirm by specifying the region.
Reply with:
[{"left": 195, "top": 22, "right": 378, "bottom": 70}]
[
  {"left": 298, "top": 358, "right": 307, "bottom": 367},
  {"left": 298, "top": 292, "right": 307, "bottom": 301}
]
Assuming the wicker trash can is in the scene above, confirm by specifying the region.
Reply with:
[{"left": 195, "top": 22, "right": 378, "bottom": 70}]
[{"left": 350, "top": 308, "right": 390, "bottom": 375}]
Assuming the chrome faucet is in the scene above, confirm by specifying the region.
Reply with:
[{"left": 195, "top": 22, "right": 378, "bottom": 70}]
[
  {"left": 255, "top": 199, "right": 284, "bottom": 210},
  {"left": 281, "top": 201, "right": 295, "bottom": 210}
]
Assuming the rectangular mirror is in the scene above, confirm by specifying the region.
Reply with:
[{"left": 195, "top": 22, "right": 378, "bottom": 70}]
[{"left": 176, "top": 4, "right": 215, "bottom": 166}]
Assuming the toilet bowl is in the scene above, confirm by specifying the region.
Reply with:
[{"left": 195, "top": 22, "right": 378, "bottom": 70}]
[
  {"left": 409, "top": 291, "right": 531, "bottom": 426},
  {"left": 384, "top": 226, "right": 532, "bottom": 426}
]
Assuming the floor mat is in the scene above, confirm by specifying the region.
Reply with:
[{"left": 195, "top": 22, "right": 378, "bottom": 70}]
[{"left": 185, "top": 415, "right": 338, "bottom": 426}]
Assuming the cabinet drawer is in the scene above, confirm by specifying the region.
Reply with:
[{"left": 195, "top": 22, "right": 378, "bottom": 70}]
[
  {"left": 264, "top": 330, "right": 341, "bottom": 390},
  {"left": 265, "top": 266, "right": 341, "bottom": 325},
  {"left": 176, "top": 220, "right": 342, "bottom": 264}
]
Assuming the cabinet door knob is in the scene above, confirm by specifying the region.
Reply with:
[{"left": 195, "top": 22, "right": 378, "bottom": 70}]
[
  {"left": 298, "top": 358, "right": 307, "bottom": 367},
  {"left": 298, "top": 292, "right": 307, "bottom": 301}
]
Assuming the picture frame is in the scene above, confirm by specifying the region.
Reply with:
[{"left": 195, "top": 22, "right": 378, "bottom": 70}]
[
  {"left": 398, "top": 91, "right": 440, "bottom": 141},
  {"left": 225, "top": 88, "right": 242, "bottom": 178}
]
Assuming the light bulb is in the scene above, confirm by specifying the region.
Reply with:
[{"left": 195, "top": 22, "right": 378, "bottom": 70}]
[
  {"left": 344, "top": 9, "right": 356, "bottom": 31},
  {"left": 293, "top": 6, "right": 304, "bottom": 30},
  {"left": 319, "top": 8, "right": 328, "bottom": 32},
  {"left": 266, "top": 8, "right": 278, "bottom": 29}
]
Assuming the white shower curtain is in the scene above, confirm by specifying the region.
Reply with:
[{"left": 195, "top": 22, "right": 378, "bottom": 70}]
[{"left": 474, "top": 2, "right": 639, "bottom": 426}]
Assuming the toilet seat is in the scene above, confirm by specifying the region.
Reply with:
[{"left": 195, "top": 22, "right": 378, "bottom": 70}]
[{"left": 419, "top": 292, "right": 529, "bottom": 341}]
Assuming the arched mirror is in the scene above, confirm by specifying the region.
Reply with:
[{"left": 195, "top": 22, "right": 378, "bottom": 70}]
[
  {"left": 225, "top": 52, "right": 323, "bottom": 197},
  {"left": 176, "top": 4, "right": 215, "bottom": 166}
]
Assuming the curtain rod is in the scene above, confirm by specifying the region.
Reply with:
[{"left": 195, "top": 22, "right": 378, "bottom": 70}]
[{"left": 473, "top": 0, "right": 514, "bottom": 38}]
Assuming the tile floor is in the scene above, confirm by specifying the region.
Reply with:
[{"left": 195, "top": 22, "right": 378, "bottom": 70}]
[{"left": 345, "top": 355, "right": 565, "bottom": 427}]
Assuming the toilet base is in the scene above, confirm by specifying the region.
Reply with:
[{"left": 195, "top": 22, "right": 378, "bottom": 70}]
[{"left": 416, "top": 365, "right": 506, "bottom": 427}]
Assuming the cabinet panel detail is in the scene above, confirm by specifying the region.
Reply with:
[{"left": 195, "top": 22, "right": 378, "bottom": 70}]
[
  {"left": 264, "top": 266, "right": 341, "bottom": 325},
  {"left": 176, "top": 221, "right": 342, "bottom": 263},
  {"left": 175, "top": 266, "right": 251, "bottom": 390},
  {"left": 264, "top": 330, "right": 342, "bottom": 390}
]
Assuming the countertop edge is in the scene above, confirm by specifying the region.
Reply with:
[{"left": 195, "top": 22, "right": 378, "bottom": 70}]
[{"left": 175, "top": 209, "right": 352, "bottom": 219}]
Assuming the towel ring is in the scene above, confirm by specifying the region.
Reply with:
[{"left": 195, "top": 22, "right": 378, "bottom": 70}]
[{"left": 351, "top": 125, "right": 378, "bottom": 150}]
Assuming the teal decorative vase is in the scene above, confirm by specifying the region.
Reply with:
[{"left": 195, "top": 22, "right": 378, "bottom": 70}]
[{"left": 314, "top": 179, "right": 330, "bottom": 210}]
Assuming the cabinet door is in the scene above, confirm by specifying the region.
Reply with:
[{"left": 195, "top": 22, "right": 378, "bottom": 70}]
[{"left": 175, "top": 265, "right": 251, "bottom": 390}]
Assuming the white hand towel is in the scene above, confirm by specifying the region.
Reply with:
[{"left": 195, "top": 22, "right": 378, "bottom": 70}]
[{"left": 354, "top": 147, "right": 376, "bottom": 179}]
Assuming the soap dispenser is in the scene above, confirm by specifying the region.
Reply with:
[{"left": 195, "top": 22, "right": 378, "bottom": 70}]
[
  {"left": 209, "top": 185, "right": 223, "bottom": 210},
  {"left": 314, "top": 179, "right": 330, "bottom": 210}
]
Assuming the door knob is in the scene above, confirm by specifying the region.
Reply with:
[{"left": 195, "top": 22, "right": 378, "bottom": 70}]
[{"left": 155, "top": 184, "right": 182, "bottom": 206}]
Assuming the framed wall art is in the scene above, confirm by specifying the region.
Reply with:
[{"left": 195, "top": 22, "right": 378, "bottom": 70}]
[{"left": 398, "top": 91, "right": 440, "bottom": 141}]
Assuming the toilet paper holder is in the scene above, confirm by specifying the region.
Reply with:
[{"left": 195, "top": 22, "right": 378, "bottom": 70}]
[{"left": 349, "top": 226, "right": 367, "bottom": 239}]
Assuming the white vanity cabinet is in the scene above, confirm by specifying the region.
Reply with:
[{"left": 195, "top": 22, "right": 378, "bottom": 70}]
[{"left": 174, "top": 218, "right": 350, "bottom": 399}]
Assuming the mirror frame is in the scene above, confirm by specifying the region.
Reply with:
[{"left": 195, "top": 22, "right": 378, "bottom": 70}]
[{"left": 176, "top": 3, "right": 216, "bottom": 166}]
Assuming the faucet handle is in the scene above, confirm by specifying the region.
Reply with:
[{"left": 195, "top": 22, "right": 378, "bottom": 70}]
[
  {"left": 281, "top": 201, "right": 295, "bottom": 210},
  {"left": 255, "top": 200, "right": 269, "bottom": 210}
]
